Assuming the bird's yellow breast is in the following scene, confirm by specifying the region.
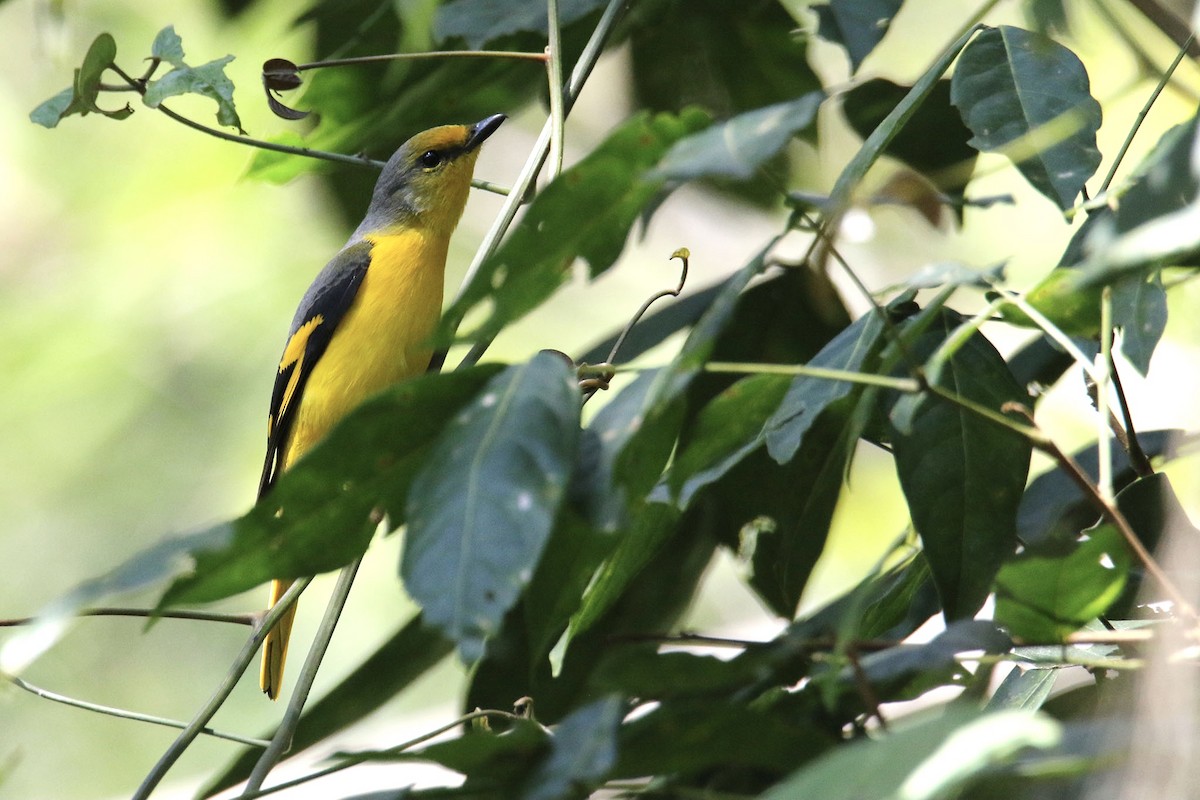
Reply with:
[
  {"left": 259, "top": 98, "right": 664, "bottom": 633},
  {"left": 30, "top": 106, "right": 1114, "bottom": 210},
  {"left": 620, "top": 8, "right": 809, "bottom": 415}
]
[{"left": 283, "top": 230, "right": 448, "bottom": 466}]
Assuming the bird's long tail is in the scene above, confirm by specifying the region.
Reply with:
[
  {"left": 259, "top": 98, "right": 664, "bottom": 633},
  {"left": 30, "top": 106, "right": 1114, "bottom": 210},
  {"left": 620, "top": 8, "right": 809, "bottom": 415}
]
[{"left": 259, "top": 579, "right": 298, "bottom": 700}]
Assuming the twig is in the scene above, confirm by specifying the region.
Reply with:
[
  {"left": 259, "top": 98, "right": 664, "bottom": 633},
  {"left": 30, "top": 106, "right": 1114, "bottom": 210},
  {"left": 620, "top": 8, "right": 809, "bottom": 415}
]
[
  {"left": 1097, "top": 287, "right": 1114, "bottom": 503},
  {"left": 293, "top": 50, "right": 548, "bottom": 70},
  {"left": 242, "top": 560, "right": 362, "bottom": 794},
  {"left": 233, "top": 708, "right": 523, "bottom": 799},
  {"left": 0, "top": 607, "right": 255, "bottom": 628},
  {"left": 132, "top": 578, "right": 311, "bottom": 800},
  {"left": 1097, "top": 30, "right": 1194, "bottom": 194},
  {"left": 5, "top": 674, "right": 268, "bottom": 747},
  {"left": 847, "top": 644, "right": 888, "bottom": 731}
]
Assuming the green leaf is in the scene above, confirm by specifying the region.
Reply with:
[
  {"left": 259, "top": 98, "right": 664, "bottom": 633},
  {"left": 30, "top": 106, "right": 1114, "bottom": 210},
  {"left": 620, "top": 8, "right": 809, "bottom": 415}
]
[
  {"left": 435, "top": 0, "right": 606, "bottom": 48},
  {"left": 402, "top": 353, "right": 581, "bottom": 663},
  {"left": 841, "top": 78, "right": 977, "bottom": 213},
  {"left": 653, "top": 92, "right": 824, "bottom": 182},
  {"left": 813, "top": 0, "right": 904, "bottom": 72},
  {"left": 890, "top": 312, "right": 1032, "bottom": 619},
  {"left": 439, "top": 110, "right": 710, "bottom": 345},
  {"left": 29, "top": 33, "right": 133, "bottom": 128},
  {"left": 29, "top": 87, "right": 75, "bottom": 129},
  {"left": 151, "top": 25, "right": 186, "bottom": 67},
  {"left": 520, "top": 696, "right": 623, "bottom": 800},
  {"left": 986, "top": 666, "right": 1059, "bottom": 711},
  {"left": 995, "top": 524, "right": 1131, "bottom": 641},
  {"left": 761, "top": 709, "right": 1062, "bottom": 800},
  {"left": 567, "top": 502, "right": 679, "bottom": 641},
  {"left": 665, "top": 373, "right": 791, "bottom": 506},
  {"left": 143, "top": 55, "right": 244, "bottom": 133},
  {"left": 951, "top": 25, "right": 1102, "bottom": 210},
  {"left": 852, "top": 620, "right": 1011, "bottom": 689},
  {"left": 202, "top": 613, "right": 453, "bottom": 797},
  {"left": 162, "top": 367, "right": 501, "bottom": 606},
  {"left": 1112, "top": 271, "right": 1167, "bottom": 376}
]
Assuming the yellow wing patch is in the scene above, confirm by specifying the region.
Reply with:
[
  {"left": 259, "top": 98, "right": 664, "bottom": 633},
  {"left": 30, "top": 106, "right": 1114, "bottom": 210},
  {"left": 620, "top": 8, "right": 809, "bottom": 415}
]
[{"left": 277, "top": 315, "right": 324, "bottom": 424}]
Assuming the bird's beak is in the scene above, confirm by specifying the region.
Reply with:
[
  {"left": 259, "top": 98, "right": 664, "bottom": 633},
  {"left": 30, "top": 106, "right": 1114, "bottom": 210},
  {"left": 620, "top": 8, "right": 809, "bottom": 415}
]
[{"left": 465, "top": 114, "right": 506, "bottom": 152}]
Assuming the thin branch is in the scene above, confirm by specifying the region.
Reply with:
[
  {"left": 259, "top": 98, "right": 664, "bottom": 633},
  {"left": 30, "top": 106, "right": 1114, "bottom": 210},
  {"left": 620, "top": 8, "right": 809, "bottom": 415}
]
[
  {"left": 703, "top": 361, "right": 921, "bottom": 393},
  {"left": 0, "top": 607, "right": 255, "bottom": 628},
  {"left": 1098, "top": 29, "right": 1194, "bottom": 193},
  {"left": 545, "top": 0, "right": 566, "bottom": 181},
  {"left": 132, "top": 578, "right": 312, "bottom": 800},
  {"left": 847, "top": 644, "right": 888, "bottom": 731},
  {"left": 1109, "top": 352, "right": 1154, "bottom": 477},
  {"left": 234, "top": 708, "right": 524, "bottom": 799},
  {"left": 5, "top": 674, "right": 268, "bottom": 747},
  {"left": 243, "top": 560, "right": 362, "bottom": 794},
  {"left": 293, "top": 50, "right": 548, "bottom": 70},
  {"left": 1097, "top": 287, "right": 1115, "bottom": 503}
]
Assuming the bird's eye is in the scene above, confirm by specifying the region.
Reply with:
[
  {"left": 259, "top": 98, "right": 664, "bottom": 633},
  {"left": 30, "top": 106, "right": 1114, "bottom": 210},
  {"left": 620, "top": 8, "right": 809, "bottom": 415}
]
[{"left": 420, "top": 150, "right": 443, "bottom": 168}]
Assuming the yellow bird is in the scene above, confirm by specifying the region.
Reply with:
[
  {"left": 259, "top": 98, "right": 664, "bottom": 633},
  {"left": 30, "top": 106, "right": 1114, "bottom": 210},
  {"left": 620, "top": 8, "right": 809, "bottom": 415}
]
[{"left": 256, "top": 114, "right": 505, "bottom": 699}]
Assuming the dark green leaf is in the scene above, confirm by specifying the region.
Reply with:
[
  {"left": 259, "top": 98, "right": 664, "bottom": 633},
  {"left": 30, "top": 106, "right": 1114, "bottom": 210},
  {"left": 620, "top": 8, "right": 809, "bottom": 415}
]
[
  {"left": 438, "top": 110, "right": 710, "bottom": 345},
  {"left": 385, "top": 720, "right": 548, "bottom": 784},
  {"left": 764, "top": 309, "right": 887, "bottom": 464},
  {"left": 520, "top": 696, "right": 623, "bottom": 800},
  {"left": 1026, "top": 0, "right": 1069, "bottom": 33},
  {"left": 1109, "top": 472, "right": 1199, "bottom": 613},
  {"left": 665, "top": 373, "right": 791, "bottom": 506},
  {"left": 593, "top": 647, "right": 757, "bottom": 699},
  {"left": 890, "top": 313, "right": 1031, "bottom": 619},
  {"left": 202, "top": 614, "right": 453, "bottom": 797},
  {"left": 614, "top": 700, "right": 834, "bottom": 779},
  {"left": 151, "top": 25, "right": 186, "bottom": 67},
  {"left": 761, "top": 708, "right": 1062, "bottom": 800},
  {"left": 745, "top": 418, "right": 856, "bottom": 617},
  {"left": 951, "top": 26, "right": 1102, "bottom": 210},
  {"left": 1112, "top": 271, "right": 1167, "bottom": 376},
  {"left": 813, "top": 0, "right": 904, "bottom": 72},
  {"left": 1017, "top": 429, "right": 1182, "bottom": 548},
  {"left": 160, "top": 367, "right": 501, "bottom": 606},
  {"left": 402, "top": 353, "right": 581, "bottom": 663},
  {"left": 435, "top": 0, "right": 605, "bottom": 48},
  {"left": 143, "top": 55, "right": 244, "bottom": 133},
  {"left": 629, "top": 0, "right": 820, "bottom": 120},
  {"left": 996, "top": 524, "right": 1131, "bottom": 641},
  {"left": 653, "top": 92, "right": 824, "bottom": 182},
  {"left": 567, "top": 502, "right": 679, "bottom": 640},
  {"left": 841, "top": 78, "right": 977, "bottom": 213}
]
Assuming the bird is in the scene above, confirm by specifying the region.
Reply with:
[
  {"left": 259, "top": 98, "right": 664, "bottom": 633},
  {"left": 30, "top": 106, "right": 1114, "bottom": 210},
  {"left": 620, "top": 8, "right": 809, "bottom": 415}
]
[{"left": 256, "top": 114, "right": 505, "bottom": 699}]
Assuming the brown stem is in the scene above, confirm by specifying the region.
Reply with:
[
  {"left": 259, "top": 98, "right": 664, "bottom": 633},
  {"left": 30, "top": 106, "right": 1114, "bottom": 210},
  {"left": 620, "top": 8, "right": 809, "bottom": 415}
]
[{"left": 0, "top": 607, "right": 256, "bottom": 628}]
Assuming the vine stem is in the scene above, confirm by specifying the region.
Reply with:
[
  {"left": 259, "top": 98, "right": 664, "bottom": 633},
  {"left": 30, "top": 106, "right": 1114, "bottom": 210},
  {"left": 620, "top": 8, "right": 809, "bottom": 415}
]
[
  {"left": 5, "top": 674, "right": 268, "bottom": 747},
  {"left": 242, "top": 559, "right": 362, "bottom": 794},
  {"left": 451, "top": 0, "right": 631, "bottom": 368},
  {"left": 0, "top": 607, "right": 254, "bottom": 628},
  {"left": 132, "top": 578, "right": 311, "bottom": 800},
  {"left": 703, "top": 361, "right": 920, "bottom": 392}
]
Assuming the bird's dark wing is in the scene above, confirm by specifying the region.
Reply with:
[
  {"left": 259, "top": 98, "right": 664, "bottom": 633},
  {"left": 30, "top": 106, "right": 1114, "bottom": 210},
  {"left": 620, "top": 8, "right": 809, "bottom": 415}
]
[{"left": 257, "top": 241, "right": 372, "bottom": 498}]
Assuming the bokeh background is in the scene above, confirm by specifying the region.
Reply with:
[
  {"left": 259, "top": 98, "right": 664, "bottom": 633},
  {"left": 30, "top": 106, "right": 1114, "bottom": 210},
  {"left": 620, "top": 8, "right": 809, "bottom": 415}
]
[{"left": 1, "top": 0, "right": 1199, "bottom": 797}]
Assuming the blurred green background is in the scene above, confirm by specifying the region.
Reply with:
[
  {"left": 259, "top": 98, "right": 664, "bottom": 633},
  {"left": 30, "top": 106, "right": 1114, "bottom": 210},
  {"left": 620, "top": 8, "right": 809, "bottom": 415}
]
[{"left": 2, "top": 0, "right": 1200, "bottom": 797}]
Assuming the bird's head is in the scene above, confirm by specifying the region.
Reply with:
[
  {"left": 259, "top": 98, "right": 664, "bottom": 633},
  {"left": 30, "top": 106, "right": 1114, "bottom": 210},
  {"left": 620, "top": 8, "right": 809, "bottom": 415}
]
[{"left": 359, "top": 113, "right": 505, "bottom": 238}]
